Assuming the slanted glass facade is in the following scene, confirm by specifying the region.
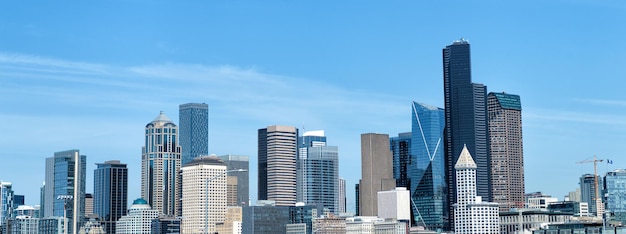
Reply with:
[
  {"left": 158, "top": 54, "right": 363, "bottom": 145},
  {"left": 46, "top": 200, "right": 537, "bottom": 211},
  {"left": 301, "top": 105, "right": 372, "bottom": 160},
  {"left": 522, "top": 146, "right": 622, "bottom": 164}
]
[{"left": 410, "top": 102, "right": 445, "bottom": 230}]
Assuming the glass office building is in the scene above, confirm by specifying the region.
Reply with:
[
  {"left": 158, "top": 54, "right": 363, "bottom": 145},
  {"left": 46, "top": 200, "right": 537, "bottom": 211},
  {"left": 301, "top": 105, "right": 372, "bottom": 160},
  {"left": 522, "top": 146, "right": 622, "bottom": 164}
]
[
  {"left": 47, "top": 149, "right": 86, "bottom": 234},
  {"left": 391, "top": 132, "right": 411, "bottom": 189},
  {"left": 443, "top": 39, "right": 490, "bottom": 230},
  {"left": 604, "top": 169, "right": 626, "bottom": 224},
  {"left": 410, "top": 102, "right": 446, "bottom": 230},
  {"left": 179, "top": 103, "right": 209, "bottom": 165},
  {"left": 297, "top": 131, "right": 339, "bottom": 214},
  {"left": 94, "top": 160, "right": 128, "bottom": 234}
]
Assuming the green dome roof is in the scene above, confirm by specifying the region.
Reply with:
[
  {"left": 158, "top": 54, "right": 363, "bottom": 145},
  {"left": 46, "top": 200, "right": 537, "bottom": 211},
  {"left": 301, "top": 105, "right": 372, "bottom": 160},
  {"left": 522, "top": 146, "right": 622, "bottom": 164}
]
[{"left": 133, "top": 198, "right": 148, "bottom": 205}]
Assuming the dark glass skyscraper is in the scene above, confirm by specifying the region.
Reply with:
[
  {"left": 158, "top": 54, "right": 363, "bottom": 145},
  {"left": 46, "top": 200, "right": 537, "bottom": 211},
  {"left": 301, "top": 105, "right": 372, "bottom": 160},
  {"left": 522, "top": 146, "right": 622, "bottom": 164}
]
[
  {"left": 94, "top": 160, "right": 128, "bottom": 234},
  {"left": 443, "top": 39, "right": 490, "bottom": 230},
  {"left": 410, "top": 102, "right": 446, "bottom": 230},
  {"left": 179, "top": 103, "right": 209, "bottom": 165},
  {"left": 390, "top": 132, "right": 411, "bottom": 189}
]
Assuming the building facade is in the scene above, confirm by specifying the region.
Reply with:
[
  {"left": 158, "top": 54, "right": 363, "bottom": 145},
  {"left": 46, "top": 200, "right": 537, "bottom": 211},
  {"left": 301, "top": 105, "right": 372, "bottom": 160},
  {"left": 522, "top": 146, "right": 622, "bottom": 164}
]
[
  {"left": 181, "top": 156, "right": 227, "bottom": 233},
  {"left": 179, "top": 103, "right": 209, "bottom": 165},
  {"left": 9, "top": 216, "right": 39, "bottom": 233},
  {"left": 93, "top": 160, "right": 128, "bottom": 234},
  {"left": 43, "top": 149, "right": 86, "bottom": 234},
  {"left": 409, "top": 102, "right": 446, "bottom": 230},
  {"left": 339, "top": 177, "right": 346, "bottom": 214},
  {"left": 115, "top": 198, "right": 159, "bottom": 234},
  {"left": 443, "top": 39, "right": 491, "bottom": 230},
  {"left": 218, "top": 155, "right": 250, "bottom": 207},
  {"left": 453, "top": 145, "right": 499, "bottom": 234},
  {"left": 216, "top": 206, "right": 242, "bottom": 234},
  {"left": 359, "top": 133, "right": 396, "bottom": 217},
  {"left": 604, "top": 169, "right": 626, "bottom": 225},
  {"left": 390, "top": 132, "right": 411, "bottom": 190},
  {"left": 377, "top": 188, "right": 410, "bottom": 222},
  {"left": 39, "top": 216, "right": 66, "bottom": 234},
  {"left": 297, "top": 130, "right": 339, "bottom": 214},
  {"left": 151, "top": 216, "right": 181, "bottom": 234},
  {"left": 1, "top": 181, "right": 13, "bottom": 229},
  {"left": 141, "top": 112, "right": 182, "bottom": 216},
  {"left": 258, "top": 125, "right": 298, "bottom": 206},
  {"left": 242, "top": 203, "right": 290, "bottom": 234},
  {"left": 488, "top": 92, "right": 525, "bottom": 210},
  {"left": 580, "top": 174, "right": 604, "bottom": 217}
]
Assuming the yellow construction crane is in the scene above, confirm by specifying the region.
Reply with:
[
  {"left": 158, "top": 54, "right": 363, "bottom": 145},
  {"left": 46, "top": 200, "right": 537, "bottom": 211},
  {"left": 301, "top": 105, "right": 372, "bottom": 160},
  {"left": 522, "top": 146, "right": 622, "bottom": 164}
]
[{"left": 576, "top": 155, "right": 604, "bottom": 217}]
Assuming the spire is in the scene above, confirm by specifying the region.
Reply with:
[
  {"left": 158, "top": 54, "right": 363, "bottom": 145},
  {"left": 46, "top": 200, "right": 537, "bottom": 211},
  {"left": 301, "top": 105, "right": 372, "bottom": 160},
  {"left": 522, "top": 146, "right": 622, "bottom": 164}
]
[
  {"left": 455, "top": 144, "right": 477, "bottom": 169},
  {"left": 152, "top": 111, "right": 173, "bottom": 123}
]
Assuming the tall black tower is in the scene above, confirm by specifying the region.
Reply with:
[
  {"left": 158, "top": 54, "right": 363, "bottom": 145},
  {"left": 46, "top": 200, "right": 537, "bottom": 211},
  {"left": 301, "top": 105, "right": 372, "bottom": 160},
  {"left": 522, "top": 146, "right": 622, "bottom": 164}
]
[{"left": 443, "top": 39, "right": 491, "bottom": 230}]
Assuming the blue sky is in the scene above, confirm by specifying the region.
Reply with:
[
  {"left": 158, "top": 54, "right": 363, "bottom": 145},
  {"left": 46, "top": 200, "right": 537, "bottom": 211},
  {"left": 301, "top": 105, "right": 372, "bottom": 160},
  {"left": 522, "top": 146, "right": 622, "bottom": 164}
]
[{"left": 1, "top": 1, "right": 626, "bottom": 212}]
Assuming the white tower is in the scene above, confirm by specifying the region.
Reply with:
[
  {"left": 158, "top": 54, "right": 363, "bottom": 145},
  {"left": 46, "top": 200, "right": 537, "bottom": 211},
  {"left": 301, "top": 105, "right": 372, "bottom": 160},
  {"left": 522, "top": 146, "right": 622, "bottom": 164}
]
[{"left": 454, "top": 145, "right": 499, "bottom": 234}]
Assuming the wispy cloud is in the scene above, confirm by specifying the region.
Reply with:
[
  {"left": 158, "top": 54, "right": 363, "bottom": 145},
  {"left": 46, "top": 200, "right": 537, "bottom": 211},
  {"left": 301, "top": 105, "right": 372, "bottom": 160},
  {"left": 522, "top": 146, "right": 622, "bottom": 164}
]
[{"left": 575, "top": 98, "right": 626, "bottom": 108}]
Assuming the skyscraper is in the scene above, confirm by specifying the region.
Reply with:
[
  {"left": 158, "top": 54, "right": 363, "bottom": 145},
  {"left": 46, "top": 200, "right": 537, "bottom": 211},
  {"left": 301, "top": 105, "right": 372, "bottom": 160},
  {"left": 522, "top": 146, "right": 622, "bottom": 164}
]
[
  {"left": 218, "top": 155, "right": 250, "bottom": 206},
  {"left": 1, "top": 181, "right": 14, "bottom": 230},
  {"left": 443, "top": 39, "right": 490, "bottom": 229},
  {"left": 94, "top": 160, "right": 128, "bottom": 234},
  {"left": 181, "top": 156, "right": 227, "bottom": 233},
  {"left": 339, "top": 177, "right": 346, "bottom": 213},
  {"left": 141, "top": 111, "right": 182, "bottom": 216},
  {"left": 359, "top": 133, "right": 396, "bottom": 216},
  {"left": 453, "top": 145, "right": 499, "bottom": 234},
  {"left": 258, "top": 125, "right": 298, "bottom": 206},
  {"left": 409, "top": 102, "right": 446, "bottom": 230},
  {"left": 297, "top": 130, "right": 339, "bottom": 214},
  {"left": 488, "top": 92, "right": 525, "bottom": 210},
  {"left": 43, "top": 149, "right": 86, "bottom": 234},
  {"left": 390, "top": 132, "right": 411, "bottom": 189},
  {"left": 179, "top": 103, "right": 209, "bottom": 165},
  {"left": 580, "top": 174, "right": 604, "bottom": 216}
]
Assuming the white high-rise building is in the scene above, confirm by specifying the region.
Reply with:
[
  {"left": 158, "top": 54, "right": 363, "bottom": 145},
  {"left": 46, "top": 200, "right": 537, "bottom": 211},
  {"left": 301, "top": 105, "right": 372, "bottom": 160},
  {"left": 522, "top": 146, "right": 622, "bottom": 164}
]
[
  {"left": 115, "top": 198, "right": 159, "bottom": 233},
  {"left": 181, "top": 156, "right": 227, "bottom": 233},
  {"left": 453, "top": 145, "right": 499, "bottom": 234},
  {"left": 339, "top": 177, "right": 346, "bottom": 213}
]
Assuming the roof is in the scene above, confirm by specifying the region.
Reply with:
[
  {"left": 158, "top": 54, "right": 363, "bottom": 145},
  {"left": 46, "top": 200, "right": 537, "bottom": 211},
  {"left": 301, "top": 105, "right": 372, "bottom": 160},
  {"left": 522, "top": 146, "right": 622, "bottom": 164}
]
[
  {"left": 455, "top": 145, "right": 477, "bottom": 169},
  {"left": 133, "top": 198, "right": 148, "bottom": 205},
  {"left": 152, "top": 111, "right": 173, "bottom": 123},
  {"left": 490, "top": 92, "right": 521, "bottom": 110},
  {"left": 183, "top": 155, "right": 226, "bottom": 167}
]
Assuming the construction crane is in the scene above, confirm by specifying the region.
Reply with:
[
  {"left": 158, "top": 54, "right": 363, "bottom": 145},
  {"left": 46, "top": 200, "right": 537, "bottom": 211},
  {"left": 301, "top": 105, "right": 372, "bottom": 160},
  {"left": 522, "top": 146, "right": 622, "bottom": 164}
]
[{"left": 576, "top": 155, "right": 604, "bottom": 218}]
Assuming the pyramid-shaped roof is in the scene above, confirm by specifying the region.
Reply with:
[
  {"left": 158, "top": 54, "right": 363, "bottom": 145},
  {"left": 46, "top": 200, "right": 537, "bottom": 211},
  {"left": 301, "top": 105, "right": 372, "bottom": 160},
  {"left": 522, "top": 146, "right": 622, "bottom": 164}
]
[{"left": 455, "top": 144, "right": 477, "bottom": 169}]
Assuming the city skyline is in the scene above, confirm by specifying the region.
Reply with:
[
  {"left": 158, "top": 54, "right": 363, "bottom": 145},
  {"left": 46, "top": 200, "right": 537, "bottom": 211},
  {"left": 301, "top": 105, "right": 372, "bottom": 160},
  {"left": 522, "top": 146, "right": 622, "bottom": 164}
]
[{"left": 2, "top": 1, "right": 626, "bottom": 214}]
